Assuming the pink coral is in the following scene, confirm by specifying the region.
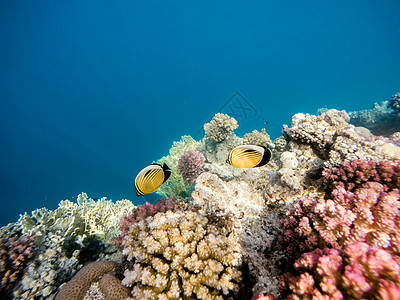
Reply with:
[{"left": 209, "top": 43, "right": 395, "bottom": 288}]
[
  {"left": 114, "top": 197, "right": 178, "bottom": 249},
  {"left": 279, "top": 159, "right": 400, "bottom": 259},
  {"left": 0, "top": 230, "right": 34, "bottom": 293},
  {"left": 279, "top": 242, "right": 400, "bottom": 300},
  {"left": 177, "top": 150, "right": 206, "bottom": 184}
]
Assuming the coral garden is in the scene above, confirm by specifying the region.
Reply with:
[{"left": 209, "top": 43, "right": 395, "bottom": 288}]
[{"left": 1, "top": 94, "right": 400, "bottom": 299}]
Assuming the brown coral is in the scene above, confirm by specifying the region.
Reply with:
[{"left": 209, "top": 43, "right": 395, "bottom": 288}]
[{"left": 55, "top": 260, "right": 118, "bottom": 300}]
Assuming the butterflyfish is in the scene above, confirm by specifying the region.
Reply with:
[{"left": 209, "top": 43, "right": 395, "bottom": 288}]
[
  {"left": 226, "top": 145, "right": 272, "bottom": 169},
  {"left": 134, "top": 163, "right": 171, "bottom": 196}
]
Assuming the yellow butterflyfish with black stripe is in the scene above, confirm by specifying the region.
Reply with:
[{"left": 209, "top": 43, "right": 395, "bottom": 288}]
[
  {"left": 134, "top": 163, "right": 171, "bottom": 196},
  {"left": 226, "top": 145, "right": 272, "bottom": 169}
]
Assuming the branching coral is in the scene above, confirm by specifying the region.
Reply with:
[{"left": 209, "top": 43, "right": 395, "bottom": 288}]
[
  {"left": 55, "top": 260, "right": 118, "bottom": 300},
  {"left": 204, "top": 113, "right": 238, "bottom": 143},
  {"left": 177, "top": 150, "right": 206, "bottom": 184},
  {"left": 121, "top": 210, "right": 242, "bottom": 299},
  {"left": 279, "top": 159, "right": 400, "bottom": 259},
  {"left": 279, "top": 242, "right": 400, "bottom": 300}
]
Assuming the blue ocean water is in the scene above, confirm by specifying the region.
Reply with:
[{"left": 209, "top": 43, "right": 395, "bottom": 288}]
[{"left": 0, "top": 1, "right": 399, "bottom": 227}]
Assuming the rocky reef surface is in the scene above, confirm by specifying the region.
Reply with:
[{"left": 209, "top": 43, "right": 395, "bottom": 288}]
[{"left": 1, "top": 97, "right": 400, "bottom": 300}]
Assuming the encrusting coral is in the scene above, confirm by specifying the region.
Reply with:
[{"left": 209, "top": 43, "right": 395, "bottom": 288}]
[
  {"left": 121, "top": 210, "right": 242, "bottom": 299},
  {"left": 55, "top": 260, "right": 118, "bottom": 300}
]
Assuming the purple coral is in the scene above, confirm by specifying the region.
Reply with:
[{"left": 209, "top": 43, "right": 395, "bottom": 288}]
[
  {"left": 0, "top": 232, "right": 34, "bottom": 293},
  {"left": 279, "top": 159, "right": 400, "bottom": 258},
  {"left": 114, "top": 197, "right": 178, "bottom": 249},
  {"left": 279, "top": 242, "right": 400, "bottom": 299},
  {"left": 177, "top": 150, "right": 206, "bottom": 185}
]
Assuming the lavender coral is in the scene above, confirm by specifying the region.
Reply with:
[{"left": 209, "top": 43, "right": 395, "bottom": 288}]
[
  {"left": 177, "top": 150, "right": 206, "bottom": 184},
  {"left": 279, "top": 242, "right": 400, "bottom": 299},
  {"left": 121, "top": 210, "right": 242, "bottom": 299}
]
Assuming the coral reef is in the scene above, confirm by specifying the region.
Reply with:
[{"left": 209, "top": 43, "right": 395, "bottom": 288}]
[
  {"left": 157, "top": 135, "right": 204, "bottom": 200},
  {"left": 279, "top": 242, "right": 400, "bottom": 299},
  {"left": 0, "top": 224, "right": 34, "bottom": 297},
  {"left": 177, "top": 149, "right": 206, "bottom": 185},
  {"left": 55, "top": 260, "right": 118, "bottom": 300},
  {"left": 204, "top": 113, "right": 238, "bottom": 143},
  {"left": 121, "top": 210, "right": 242, "bottom": 299},
  {"left": 2, "top": 96, "right": 400, "bottom": 300}
]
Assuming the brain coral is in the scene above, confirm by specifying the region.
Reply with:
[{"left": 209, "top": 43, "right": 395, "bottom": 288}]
[
  {"left": 204, "top": 113, "right": 238, "bottom": 143},
  {"left": 99, "top": 273, "right": 131, "bottom": 300},
  {"left": 121, "top": 210, "right": 242, "bottom": 300},
  {"left": 55, "top": 260, "right": 118, "bottom": 300}
]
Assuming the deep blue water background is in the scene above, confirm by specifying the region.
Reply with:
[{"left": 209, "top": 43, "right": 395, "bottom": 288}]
[{"left": 1, "top": 1, "right": 399, "bottom": 226}]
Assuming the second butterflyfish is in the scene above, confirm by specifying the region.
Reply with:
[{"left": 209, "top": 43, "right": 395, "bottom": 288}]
[
  {"left": 226, "top": 145, "right": 272, "bottom": 169},
  {"left": 134, "top": 163, "right": 171, "bottom": 196}
]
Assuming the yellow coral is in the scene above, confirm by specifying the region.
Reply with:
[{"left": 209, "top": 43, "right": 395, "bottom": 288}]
[{"left": 121, "top": 210, "right": 242, "bottom": 299}]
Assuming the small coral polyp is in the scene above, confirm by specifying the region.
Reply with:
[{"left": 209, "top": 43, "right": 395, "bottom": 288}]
[{"left": 121, "top": 210, "right": 242, "bottom": 299}]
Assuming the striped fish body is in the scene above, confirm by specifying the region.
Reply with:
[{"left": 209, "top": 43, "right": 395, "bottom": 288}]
[
  {"left": 134, "top": 163, "right": 171, "bottom": 196},
  {"left": 226, "top": 145, "right": 271, "bottom": 169}
]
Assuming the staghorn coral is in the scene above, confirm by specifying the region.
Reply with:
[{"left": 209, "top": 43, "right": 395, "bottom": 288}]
[
  {"left": 99, "top": 273, "right": 131, "bottom": 300},
  {"left": 121, "top": 210, "right": 242, "bottom": 299},
  {"left": 279, "top": 242, "right": 400, "bottom": 300},
  {"left": 0, "top": 224, "right": 34, "bottom": 296},
  {"left": 157, "top": 135, "right": 204, "bottom": 200},
  {"left": 114, "top": 197, "right": 178, "bottom": 249},
  {"left": 279, "top": 159, "right": 400, "bottom": 260},
  {"left": 177, "top": 149, "right": 206, "bottom": 185},
  {"left": 204, "top": 113, "right": 238, "bottom": 143},
  {"left": 55, "top": 260, "right": 118, "bottom": 300}
]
